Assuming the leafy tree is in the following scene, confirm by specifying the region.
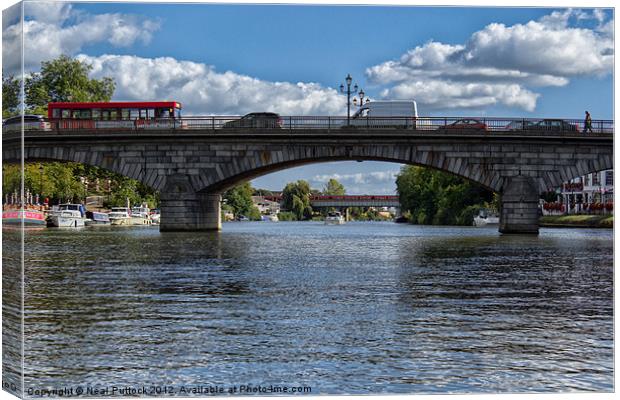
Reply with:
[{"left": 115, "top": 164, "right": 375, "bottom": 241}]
[
  {"left": 2, "top": 165, "right": 21, "bottom": 200},
  {"left": 45, "top": 162, "right": 83, "bottom": 203},
  {"left": 108, "top": 177, "right": 142, "bottom": 208},
  {"left": 282, "top": 180, "right": 313, "bottom": 220},
  {"left": 25, "top": 55, "right": 115, "bottom": 114},
  {"left": 396, "top": 165, "right": 494, "bottom": 226},
  {"left": 223, "top": 182, "right": 261, "bottom": 219},
  {"left": 2, "top": 75, "right": 20, "bottom": 117},
  {"left": 323, "top": 178, "right": 346, "bottom": 195}
]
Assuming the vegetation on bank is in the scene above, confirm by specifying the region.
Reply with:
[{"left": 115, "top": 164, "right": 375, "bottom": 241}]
[
  {"left": 396, "top": 165, "right": 496, "bottom": 226},
  {"left": 3, "top": 162, "right": 159, "bottom": 209},
  {"left": 540, "top": 215, "right": 613, "bottom": 228}
]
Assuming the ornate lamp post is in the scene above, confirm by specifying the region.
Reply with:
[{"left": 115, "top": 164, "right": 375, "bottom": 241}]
[
  {"left": 107, "top": 178, "right": 112, "bottom": 203},
  {"left": 80, "top": 176, "right": 88, "bottom": 202},
  {"left": 39, "top": 164, "right": 44, "bottom": 197},
  {"left": 339, "top": 74, "right": 358, "bottom": 126},
  {"left": 352, "top": 89, "right": 368, "bottom": 109}
]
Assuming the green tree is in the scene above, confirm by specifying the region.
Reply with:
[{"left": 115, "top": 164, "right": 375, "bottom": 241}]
[
  {"left": 396, "top": 165, "right": 494, "bottom": 226},
  {"left": 25, "top": 55, "right": 115, "bottom": 114},
  {"left": 224, "top": 182, "right": 261, "bottom": 219},
  {"left": 282, "top": 180, "right": 313, "bottom": 220},
  {"left": 2, "top": 165, "right": 21, "bottom": 199},
  {"left": 45, "top": 162, "right": 83, "bottom": 203},
  {"left": 323, "top": 178, "right": 346, "bottom": 195},
  {"left": 2, "top": 75, "right": 20, "bottom": 117}
]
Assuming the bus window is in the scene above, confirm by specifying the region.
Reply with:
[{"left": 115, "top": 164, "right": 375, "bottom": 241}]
[
  {"left": 160, "top": 109, "right": 170, "bottom": 118},
  {"left": 102, "top": 110, "right": 110, "bottom": 120},
  {"left": 121, "top": 109, "right": 130, "bottom": 120},
  {"left": 110, "top": 109, "right": 118, "bottom": 120},
  {"left": 175, "top": 108, "right": 181, "bottom": 119},
  {"left": 130, "top": 109, "right": 139, "bottom": 119},
  {"left": 61, "top": 109, "right": 71, "bottom": 119},
  {"left": 92, "top": 109, "right": 101, "bottom": 120},
  {"left": 147, "top": 109, "right": 155, "bottom": 119},
  {"left": 77, "top": 109, "right": 90, "bottom": 119},
  {"left": 52, "top": 109, "right": 60, "bottom": 118}
]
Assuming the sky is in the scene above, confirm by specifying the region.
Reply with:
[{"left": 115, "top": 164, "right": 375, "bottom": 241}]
[{"left": 1, "top": 1, "right": 615, "bottom": 194}]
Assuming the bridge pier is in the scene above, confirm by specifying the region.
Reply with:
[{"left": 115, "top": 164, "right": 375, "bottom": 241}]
[
  {"left": 159, "top": 175, "right": 221, "bottom": 231},
  {"left": 160, "top": 192, "right": 221, "bottom": 231},
  {"left": 499, "top": 176, "right": 540, "bottom": 234}
]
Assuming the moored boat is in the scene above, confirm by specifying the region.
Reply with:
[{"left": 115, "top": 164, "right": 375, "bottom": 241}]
[
  {"left": 150, "top": 209, "right": 161, "bottom": 225},
  {"left": 47, "top": 204, "right": 85, "bottom": 227},
  {"left": 261, "top": 214, "right": 279, "bottom": 222},
  {"left": 109, "top": 207, "right": 132, "bottom": 225},
  {"left": 85, "top": 211, "right": 111, "bottom": 226},
  {"left": 325, "top": 211, "right": 345, "bottom": 225},
  {"left": 131, "top": 204, "right": 152, "bottom": 225},
  {"left": 2, "top": 209, "right": 47, "bottom": 226},
  {"left": 473, "top": 209, "right": 499, "bottom": 227}
]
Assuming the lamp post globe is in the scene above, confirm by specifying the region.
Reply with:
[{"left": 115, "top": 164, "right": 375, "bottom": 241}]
[{"left": 340, "top": 74, "right": 360, "bottom": 126}]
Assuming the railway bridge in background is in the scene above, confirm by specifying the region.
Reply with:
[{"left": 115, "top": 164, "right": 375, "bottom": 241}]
[
  {"left": 262, "top": 194, "right": 401, "bottom": 209},
  {"left": 2, "top": 120, "right": 614, "bottom": 234}
]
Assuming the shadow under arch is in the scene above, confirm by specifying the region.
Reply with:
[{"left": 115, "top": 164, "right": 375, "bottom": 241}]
[{"left": 199, "top": 156, "right": 499, "bottom": 194}]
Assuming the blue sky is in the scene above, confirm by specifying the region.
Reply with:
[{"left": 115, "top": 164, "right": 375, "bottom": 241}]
[{"left": 2, "top": 2, "right": 614, "bottom": 194}]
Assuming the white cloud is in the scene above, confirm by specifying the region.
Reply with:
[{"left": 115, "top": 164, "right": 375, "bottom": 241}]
[
  {"left": 2, "top": 5, "right": 160, "bottom": 74},
  {"left": 366, "top": 8, "right": 613, "bottom": 112},
  {"left": 309, "top": 170, "right": 400, "bottom": 195},
  {"left": 77, "top": 54, "right": 346, "bottom": 115},
  {"left": 381, "top": 80, "right": 539, "bottom": 112},
  {"left": 24, "top": 2, "right": 73, "bottom": 24},
  {"left": 312, "top": 170, "right": 399, "bottom": 186}
]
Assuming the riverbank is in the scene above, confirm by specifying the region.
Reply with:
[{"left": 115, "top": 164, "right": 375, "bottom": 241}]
[{"left": 540, "top": 215, "right": 613, "bottom": 228}]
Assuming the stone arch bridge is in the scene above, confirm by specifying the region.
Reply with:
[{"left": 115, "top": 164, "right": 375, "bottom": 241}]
[{"left": 2, "top": 129, "right": 613, "bottom": 234}]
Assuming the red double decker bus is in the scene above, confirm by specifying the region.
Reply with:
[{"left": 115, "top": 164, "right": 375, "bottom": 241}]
[{"left": 48, "top": 101, "right": 183, "bottom": 130}]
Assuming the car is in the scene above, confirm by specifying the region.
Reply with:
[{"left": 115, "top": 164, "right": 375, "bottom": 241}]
[
  {"left": 222, "top": 112, "right": 283, "bottom": 129},
  {"left": 504, "top": 120, "right": 537, "bottom": 131},
  {"left": 2, "top": 114, "right": 51, "bottom": 132},
  {"left": 526, "top": 119, "right": 579, "bottom": 132},
  {"left": 438, "top": 118, "right": 488, "bottom": 132}
]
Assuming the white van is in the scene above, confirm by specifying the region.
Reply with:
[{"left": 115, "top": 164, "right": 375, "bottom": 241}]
[{"left": 349, "top": 100, "right": 418, "bottom": 128}]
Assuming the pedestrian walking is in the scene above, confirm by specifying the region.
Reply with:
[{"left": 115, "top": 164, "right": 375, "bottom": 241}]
[{"left": 583, "top": 111, "right": 593, "bottom": 133}]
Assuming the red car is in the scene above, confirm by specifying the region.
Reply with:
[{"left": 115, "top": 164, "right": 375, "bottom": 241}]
[{"left": 440, "top": 118, "right": 488, "bottom": 131}]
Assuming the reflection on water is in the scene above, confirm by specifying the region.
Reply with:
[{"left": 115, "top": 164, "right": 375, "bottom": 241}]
[{"left": 7, "top": 222, "right": 614, "bottom": 394}]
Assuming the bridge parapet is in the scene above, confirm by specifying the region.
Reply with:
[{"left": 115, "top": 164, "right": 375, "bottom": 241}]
[{"left": 4, "top": 116, "right": 613, "bottom": 134}]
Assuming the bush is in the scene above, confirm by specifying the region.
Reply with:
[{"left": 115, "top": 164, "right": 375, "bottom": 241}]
[
  {"left": 277, "top": 211, "right": 297, "bottom": 221},
  {"left": 247, "top": 206, "right": 262, "bottom": 221},
  {"left": 416, "top": 211, "right": 427, "bottom": 225}
]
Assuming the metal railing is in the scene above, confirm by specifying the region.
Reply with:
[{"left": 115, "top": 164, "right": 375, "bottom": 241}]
[{"left": 3, "top": 116, "right": 614, "bottom": 135}]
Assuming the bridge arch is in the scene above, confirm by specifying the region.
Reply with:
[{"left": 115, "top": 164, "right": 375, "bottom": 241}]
[{"left": 202, "top": 155, "right": 499, "bottom": 194}]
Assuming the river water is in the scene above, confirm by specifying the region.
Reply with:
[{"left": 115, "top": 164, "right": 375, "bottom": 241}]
[{"left": 5, "top": 222, "right": 614, "bottom": 395}]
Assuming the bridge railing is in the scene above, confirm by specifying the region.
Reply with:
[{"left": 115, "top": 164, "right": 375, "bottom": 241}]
[{"left": 6, "top": 116, "right": 614, "bottom": 134}]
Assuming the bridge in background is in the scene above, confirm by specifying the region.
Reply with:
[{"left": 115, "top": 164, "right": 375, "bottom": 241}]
[
  {"left": 262, "top": 195, "right": 401, "bottom": 208},
  {"left": 2, "top": 120, "right": 614, "bottom": 234}
]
